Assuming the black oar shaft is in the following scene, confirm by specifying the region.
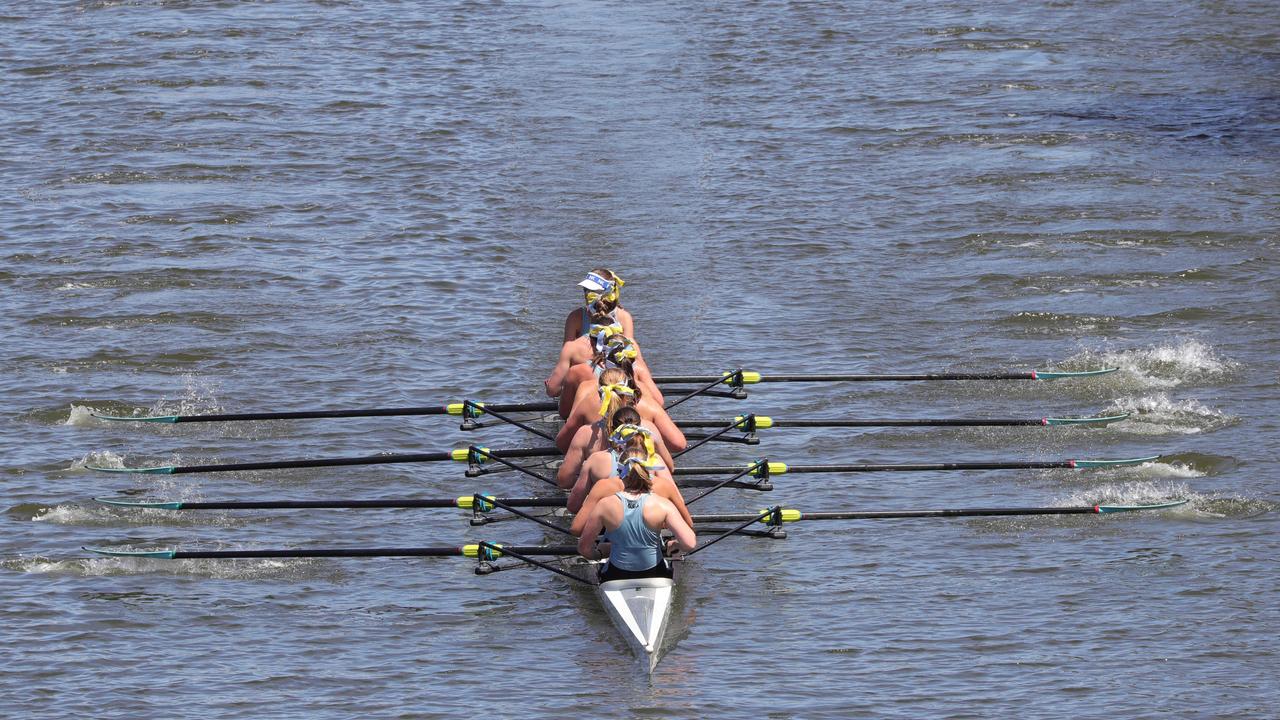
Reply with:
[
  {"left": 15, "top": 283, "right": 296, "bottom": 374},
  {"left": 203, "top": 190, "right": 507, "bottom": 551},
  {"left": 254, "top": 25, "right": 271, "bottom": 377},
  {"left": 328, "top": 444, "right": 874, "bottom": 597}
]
[
  {"left": 690, "top": 507, "right": 1098, "bottom": 523},
  {"left": 169, "top": 545, "right": 577, "bottom": 559},
  {"left": 173, "top": 407, "right": 454, "bottom": 422},
  {"left": 673, "top": 461, "right": 1073, "bottom": 475},
  {"left": 167, "top": 446, "right": 557, "bottom": 474},
  {"left": 175, "top": 498, "right": 567, "bottom": 510},
  {"left": 654, "top": 373, "right": 1036, "bottom": 383},
  {"left": 170, "top": 452, "right": 451, "bottom": 474},
  {"left": 675, "top": 418, "right": 1045, "bottom": 428},
  {"left": 122, "top": 401, "right": 559, "bottom": 423}
]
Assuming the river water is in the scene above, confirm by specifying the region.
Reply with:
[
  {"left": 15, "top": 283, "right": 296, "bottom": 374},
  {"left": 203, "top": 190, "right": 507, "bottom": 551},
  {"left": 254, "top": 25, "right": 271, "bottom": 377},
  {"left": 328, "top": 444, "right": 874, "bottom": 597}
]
[{"left": 2, "top": 1, "right": 1277, "bottom": 717}]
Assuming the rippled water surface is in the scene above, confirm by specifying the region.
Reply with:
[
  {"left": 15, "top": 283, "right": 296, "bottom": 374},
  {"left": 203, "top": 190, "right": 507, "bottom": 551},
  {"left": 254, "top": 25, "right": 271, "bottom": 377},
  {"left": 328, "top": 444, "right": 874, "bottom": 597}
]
[{"left": 2, "top": 1, "right": 1278, "bottom": 718}]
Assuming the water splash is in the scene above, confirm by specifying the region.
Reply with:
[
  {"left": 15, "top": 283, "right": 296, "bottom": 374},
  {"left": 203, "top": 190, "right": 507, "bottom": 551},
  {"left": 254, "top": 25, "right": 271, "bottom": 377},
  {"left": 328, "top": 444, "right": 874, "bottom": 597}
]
[
  {"left": 64, "top": 373, "right": 224, "bottom": 426},
  {"left": 1101, "top": 339, "right": 1235, "bottom": 387},
  {"left": 19, "top": 500, "right": 243, "bottom": 529},
  {"left": 69, "top": 450, "right": 128, "bottom": 471},
  {"left": 1058, "top": 480, "right": 1196, "bottom": 508},
  {"left": 1105, "top": 394, "right": 1235, "bottom": 435},
  {"left": 8, "top": 554, "right": 329, "bottom": 581}
]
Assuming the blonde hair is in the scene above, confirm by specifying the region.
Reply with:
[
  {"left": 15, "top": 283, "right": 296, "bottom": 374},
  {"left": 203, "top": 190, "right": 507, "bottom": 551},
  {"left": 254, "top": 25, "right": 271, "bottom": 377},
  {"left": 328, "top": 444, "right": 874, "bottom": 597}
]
[
  {"left": 597, "top": 367, "right": 639, "bottom": 427},
  {"left": 620, "top": 447, "right": 654, "bottom": 493}
]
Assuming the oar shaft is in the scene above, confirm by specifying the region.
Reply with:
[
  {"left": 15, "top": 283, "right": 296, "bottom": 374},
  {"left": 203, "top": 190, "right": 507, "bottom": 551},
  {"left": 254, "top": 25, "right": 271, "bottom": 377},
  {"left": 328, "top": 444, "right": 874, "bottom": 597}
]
[
  {"left": 159, "top": 446, "right": 558, "bottom": 475},
  {"left": 169, "top": 545, "right": 577, "bottom": 559},
  {"left": 794, "top": 507, "right": 1096, "bottom": 519},
  {"left": 691, "top": 501, "right": 1186, "bottom": 523},
  {"left": 108, "top": 497, "right": 569, "bottom": 510},
  {"left": 673, "top": 461, "right": 1074, "bottom": 475},
  {"left": 171, "top": 407, "right": 455, "bottom": 422},
  {"left": 95, "top": 401, "right": 558, "bottom": 423},
  {"left": 168, "top": 452, "right": 451, "bottom": 474},
  {"left": 654, "top": 372, "right": 1036, "bottom": 383},
  {"left": 675, "top": 418, "right": 1046, "bottom": 428}
]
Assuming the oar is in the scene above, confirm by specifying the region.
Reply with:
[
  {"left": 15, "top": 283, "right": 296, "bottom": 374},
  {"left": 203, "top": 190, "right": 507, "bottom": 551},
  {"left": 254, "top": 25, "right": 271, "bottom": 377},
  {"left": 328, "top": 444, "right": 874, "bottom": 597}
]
[
  {"left": 93, "top": 496, "right": 1187, "bottom": 518},
  {"left": 674, "top": 455, "right": 1162, "bottom": 477},
  {"left": 82, "top": 543, "right": 578, "bottom": 560},
  {"left": 88, "top": 400, "right": 558, "bottom": 424},
  {"left": 676, "top": 413, "right": 1129, "bottom": 430},
  {"left": 692, "top": 499, "right": 1188, "bottom": 524},
  {"left": 81, "top": 499, "right": 1188, "bottom": 560},
  {"left": 84, "top": 446, "right": 558, "bottom": 475},
  {"left": 95, "top": 495, "right": 567, "bottom": 510},
  {"left": 654, "top": 367, "right": 1118, "bottom": 385}
]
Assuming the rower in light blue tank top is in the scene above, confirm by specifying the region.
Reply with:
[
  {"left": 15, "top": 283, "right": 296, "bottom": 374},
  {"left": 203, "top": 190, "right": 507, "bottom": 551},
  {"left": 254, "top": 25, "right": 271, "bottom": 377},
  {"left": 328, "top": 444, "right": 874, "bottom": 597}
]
[{"left": 602, "top": 492, "right": 662, "bottom": 572}]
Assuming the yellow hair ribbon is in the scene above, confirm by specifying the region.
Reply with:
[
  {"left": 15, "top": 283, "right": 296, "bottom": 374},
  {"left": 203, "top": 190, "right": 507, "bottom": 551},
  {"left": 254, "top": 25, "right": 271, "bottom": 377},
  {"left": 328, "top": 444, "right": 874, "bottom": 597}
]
[
  {"left": 604, "top": 334, "right": 638, "bottom": 363},
  {"left": 604, "top": 272, "right": 624, "bottom": 303},
  {"left": 609, "top": 423, "right": 657, "bottom": 459},
  {"left": 598, "top": 383, "right": 636, "bottom": 416}
]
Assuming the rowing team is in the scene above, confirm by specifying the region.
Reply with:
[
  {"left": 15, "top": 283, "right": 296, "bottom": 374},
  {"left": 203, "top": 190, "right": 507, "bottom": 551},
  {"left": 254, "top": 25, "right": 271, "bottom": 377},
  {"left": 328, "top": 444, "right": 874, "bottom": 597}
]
[{"left": 542, "top": 269, "right": 697, "bottom": 581}]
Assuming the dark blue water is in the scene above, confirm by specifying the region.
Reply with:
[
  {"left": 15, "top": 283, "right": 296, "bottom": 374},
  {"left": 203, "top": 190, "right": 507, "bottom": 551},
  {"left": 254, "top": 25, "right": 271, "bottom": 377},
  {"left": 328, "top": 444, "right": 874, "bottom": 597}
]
[{"left": 2, "top": 1, "right": 1276, "bottom": 717}]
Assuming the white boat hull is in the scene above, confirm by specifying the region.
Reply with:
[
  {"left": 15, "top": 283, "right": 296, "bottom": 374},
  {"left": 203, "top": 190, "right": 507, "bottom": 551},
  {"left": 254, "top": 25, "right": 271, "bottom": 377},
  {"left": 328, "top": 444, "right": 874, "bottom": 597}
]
[{"left": 561, "top": 556, "right": 678, "bottom": 670}]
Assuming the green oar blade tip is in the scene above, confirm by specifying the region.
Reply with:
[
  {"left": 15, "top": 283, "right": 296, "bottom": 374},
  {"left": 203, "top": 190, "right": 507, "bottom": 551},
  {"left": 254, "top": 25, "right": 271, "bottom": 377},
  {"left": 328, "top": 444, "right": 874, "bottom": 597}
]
[
  {"left": 90, "top": 412, "right": 180, "bottom": 423},
  {"left": 1073, "top": 454, "right": 1161, "bottom": 468},
  {"left": 1097, "top": 499, "right": 1189, "bottom": 513},
  {"left": 1035, "top": 367, "right": 1119, "bottom": 380},
  {"left": 1044, "top": 413, "right": 1131, "bottom": 426},
  {"left": 84, "top": 465, "right": 178, "bottom": 475},
  {"left": 82, "top": 546, "right": 177, "bottom": 559},
  {"left": 94, "top": 497, "right": 184, "bottom": 509}
]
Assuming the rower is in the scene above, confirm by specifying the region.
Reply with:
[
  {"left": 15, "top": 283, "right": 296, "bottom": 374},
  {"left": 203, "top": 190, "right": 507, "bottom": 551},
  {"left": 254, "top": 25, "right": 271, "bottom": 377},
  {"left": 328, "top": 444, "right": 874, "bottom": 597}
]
[
  {"left": 545, "top": 328, "right": 662, "bottom": 418},
  {"left": 555, "top": 367, "right": 686, "bottom": 454},
  {"left": 567, "top": 415, "right": 691, "bottom": 530},
  {"left": 556, "top": 403, "right": 675, "bottom": 489},
  {"left": 562, "top": 332, "right": 664, "bottom": 415},
  {"left": 575, "top": 449, "right": 696, "bottom": 581},
  {"left": 562, "top": 268, "right": 634, "bottom": 343}
]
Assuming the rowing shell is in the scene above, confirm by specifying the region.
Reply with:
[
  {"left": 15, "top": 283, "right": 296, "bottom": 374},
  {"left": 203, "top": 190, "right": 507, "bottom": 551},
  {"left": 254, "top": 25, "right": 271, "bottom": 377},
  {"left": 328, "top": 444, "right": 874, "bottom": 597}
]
[
  {"left": 540, "top": 488, "right": 678, "bottom": 669},
  {"left": 558, "top": 555, "right": 677, "bottom": 670}
]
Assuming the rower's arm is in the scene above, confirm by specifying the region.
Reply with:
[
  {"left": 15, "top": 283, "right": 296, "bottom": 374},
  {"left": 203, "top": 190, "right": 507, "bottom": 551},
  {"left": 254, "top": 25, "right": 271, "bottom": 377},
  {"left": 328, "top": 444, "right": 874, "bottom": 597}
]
[
  {"left": 556, "top": 436, "right": 590, "bottom": 490},
  {"left": 664, "top": 503, "right": 696, "bottom": 552},
  {"left": 561, "top": 309, "right": 580, "bottom": 345},
  {"left": 567, "top": 455, "right": 599, "bottom": 514},
  {"left": 543, "top": 343, "right": 575, "bottom": 397},
  {"left": 577, "top": 511, "right": 605, "bottom": 557},
  {"left": 631, "top": 349, "right": 664, "bottom": 406},
  {"left": 648, "top": 404, "right": 687, "bottom": 453},
  {"left": 651, "top": 430, "right": 676, "bottom": 473},
  {"left": 663, "top": 476, "right": 694, "bottom": 531},
  {"left": 570, "top": 482, "right": 609, "bottom": 535},
  {"left": 554, "top": 408, "right": 587, "bottom": 453}
]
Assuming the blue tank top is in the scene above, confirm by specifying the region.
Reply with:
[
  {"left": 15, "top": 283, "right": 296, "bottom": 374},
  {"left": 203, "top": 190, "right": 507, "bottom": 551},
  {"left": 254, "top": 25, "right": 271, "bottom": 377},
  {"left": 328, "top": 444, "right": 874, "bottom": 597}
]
[{"left": 602, "top": 492, "right": 662, "bottom": 571}]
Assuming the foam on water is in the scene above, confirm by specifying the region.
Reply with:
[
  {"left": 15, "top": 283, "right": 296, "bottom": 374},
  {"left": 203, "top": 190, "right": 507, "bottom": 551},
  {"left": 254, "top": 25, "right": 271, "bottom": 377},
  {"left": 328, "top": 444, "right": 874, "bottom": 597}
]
[
  {"left": 1057, "top": 480, "right": 1196, "bottom": 508},
  {"left": 1105, "top": 393, "right": 1235, "bottom": 435},
  {"left": 24, "top": 501, "right": 244, "bottom": 529},
  {"left": 8, "top": 554, "right": 330, "bottom": 581},
  {"left": 1069, "top": 339, "right": 1238, "bottom": 389}
]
